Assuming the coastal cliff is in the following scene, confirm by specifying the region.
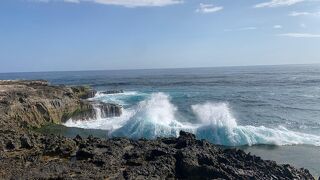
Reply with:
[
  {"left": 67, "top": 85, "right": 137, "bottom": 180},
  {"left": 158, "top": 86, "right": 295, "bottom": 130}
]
[
  {"left": 0, "top": 80, "right": 92, "bottom": 129},
  {"left": 0, "top": 80, "right": 315, "bottom": 179},
  {"left": 0, "top": 80, "right": 121, "bottom": 130}
]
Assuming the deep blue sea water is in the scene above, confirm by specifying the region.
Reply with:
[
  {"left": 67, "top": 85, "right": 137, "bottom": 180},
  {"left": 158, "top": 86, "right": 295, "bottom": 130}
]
[{"left": 1, "top": 64, "right": 320, "bottom": 176}]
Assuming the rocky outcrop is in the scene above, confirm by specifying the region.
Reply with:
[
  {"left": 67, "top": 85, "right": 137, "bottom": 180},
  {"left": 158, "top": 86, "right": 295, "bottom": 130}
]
[
  {"left": 0, "top": 80, "right": 95, "bottom": 130},
  {"left": 71, "top": 86, "right": 97, "bottom": 99},
  {"left": 96, "top": 102, "right": 122, "bottom": 118},
  {"left": 0, "top": 131, "right": 314, "bottom": 179},
  {"left": 69, "top": 102, "right": 122, "bottom": 120},
  {"left": 0, "top": 80, "right": 49, "bottom": 86},
  {"left": 0, "top": 80, "right": 315, "bottom": 179},
  {"left": 0, "top": 80, "right": 122, "bottom": 130},
  {"left": 100, "top": 90, "right": 124, "bottom": 94}
]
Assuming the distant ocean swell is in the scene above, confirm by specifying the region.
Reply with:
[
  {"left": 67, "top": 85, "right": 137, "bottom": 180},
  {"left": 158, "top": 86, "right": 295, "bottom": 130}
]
[
  {"left": 64, "top": 92, "right": 320, "bottom": 147},
  {"left": 84, "top": 78, "right": 320, "bottom": 87}
]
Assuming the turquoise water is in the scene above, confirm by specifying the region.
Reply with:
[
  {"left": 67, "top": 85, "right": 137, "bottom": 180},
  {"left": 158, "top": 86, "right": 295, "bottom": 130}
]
[{"left": 2, "top": 64, "right": 320, "bottom": 176}]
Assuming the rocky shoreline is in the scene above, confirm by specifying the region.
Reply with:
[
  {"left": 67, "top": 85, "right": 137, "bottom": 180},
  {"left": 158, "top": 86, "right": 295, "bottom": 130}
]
[{"left": 0, "top": 80, "right": 315, "bottom": 179}]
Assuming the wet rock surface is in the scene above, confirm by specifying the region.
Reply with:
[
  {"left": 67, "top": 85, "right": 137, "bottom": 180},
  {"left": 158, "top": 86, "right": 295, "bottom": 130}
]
[
  {"left": 0, "top": 80, "right": 315, "bottom": 179},
  {"left": 71, "top": 86, "right": 97, "bottom": 99},
  {"left": 100, "top": 90, "right": 124, "bottom": 94},
  {"left": 68, "top": 102, "right": 122, "bottom": 120},
  {"left": 95, "top": 102, "right": 122, "bottom": 118}
]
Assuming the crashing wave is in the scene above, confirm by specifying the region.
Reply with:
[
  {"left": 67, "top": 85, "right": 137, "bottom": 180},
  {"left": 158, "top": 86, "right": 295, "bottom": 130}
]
[
  {"left": 91, "top": 91, "right": 144, "bottom": 105},
  {"left": 64, "top": 92, "right": 320, "bottom": 146},
  {"left": 192, "top": 102, "right": 320, "bottom": 146},
  {"left": 112, "top": 93, "right": 196, "bottom": 138}
]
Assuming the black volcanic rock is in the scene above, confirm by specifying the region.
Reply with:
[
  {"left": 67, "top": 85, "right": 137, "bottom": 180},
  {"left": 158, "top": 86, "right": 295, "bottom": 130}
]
[
  {"left": 1, "top": 131, "right": 314, "bottom": 179},
  {"left": 20, "top": 135, "right": 33, "bottom": 149}
]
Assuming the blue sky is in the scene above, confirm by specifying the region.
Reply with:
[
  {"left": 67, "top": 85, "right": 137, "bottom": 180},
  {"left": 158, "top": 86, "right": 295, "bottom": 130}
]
[{"left": 0, "top": 0, "right": 319, "bottom": 72}]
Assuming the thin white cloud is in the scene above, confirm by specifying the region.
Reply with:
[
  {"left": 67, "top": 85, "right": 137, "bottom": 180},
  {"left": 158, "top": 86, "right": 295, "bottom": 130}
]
[
  {"left": 254, "top": 0, "right": 305, "bottom": 8},
  {"left": 279, "top": 33, "right": 320, "bottom": 38},
  {"left": 30, "top": 0, "right": 183, "bottom": 7},
  {"left": 289, "top": 11, "right": 320, "bottom": 16},
  {"left": 196, "top": 3, "right": 223, "bottom": 14},
  {"left": 238, "top": 27, "right": 258, "bottom": 31},
  {"left": 224, "top": 27, "right": 258, "bottom": 32},
  {"left": 94, "top": 0, "right": 182, "bottom": 7},
  {"left": 273, "top": 25, "right": 283, "bottom": 29}
]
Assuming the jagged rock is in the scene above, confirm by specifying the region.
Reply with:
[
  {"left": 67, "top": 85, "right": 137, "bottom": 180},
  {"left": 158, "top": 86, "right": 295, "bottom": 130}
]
[
  {"left": 71, "top": 86, "right": 97, "bottom": 99},
  {"left": 0, "top": 80, "right": 49, "bottom": 86},
  {"left": 176, "top": 131, "right": 196, "bottom": 149},
  {"left": 5, "top": 141, "right": 16, "bottom": 150},
  {"left": 42, "top": 135, "right": 77, "bottom": 157},
  {"left": 67, "top": 103, "right": 96, "bottom": 121},
  {"left": 20, "top": 135, "right": 33, "bottom": 149},
  {"left": 76, "top": 148, "right": 95, "bottom": 160},
  {"left": 100, "top": 90, "right": 124, "bottom": 95},
  {"left": 179, "top": 130, "right": 196, "bottom": 139}
]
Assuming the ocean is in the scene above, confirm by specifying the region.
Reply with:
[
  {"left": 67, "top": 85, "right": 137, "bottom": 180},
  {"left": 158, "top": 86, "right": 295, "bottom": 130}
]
[{"left": 1, "top": 64, "right": 320, "bottom": 176}]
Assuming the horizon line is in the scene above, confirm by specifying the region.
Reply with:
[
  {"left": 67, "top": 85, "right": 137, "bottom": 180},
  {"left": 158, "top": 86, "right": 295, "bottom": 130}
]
[{"left": 0, "top": 63, "right": 319, "bottom": 74}]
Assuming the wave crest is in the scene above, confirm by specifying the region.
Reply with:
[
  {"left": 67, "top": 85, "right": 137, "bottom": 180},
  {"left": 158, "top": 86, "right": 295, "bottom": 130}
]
[
  {"left": 112, "top": 93, "right": 195, "bottom": 138},
  {"left": 193, "top": 102, "right": 320, "bottom": 146},
  {"left": 65, "top": 92, "right": 320, "bottom": 146}
]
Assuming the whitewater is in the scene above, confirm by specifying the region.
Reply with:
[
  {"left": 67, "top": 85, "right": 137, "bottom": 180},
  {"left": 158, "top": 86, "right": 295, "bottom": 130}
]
[{"left": 64, "top": 92, "right": 320, "bottom": 147}]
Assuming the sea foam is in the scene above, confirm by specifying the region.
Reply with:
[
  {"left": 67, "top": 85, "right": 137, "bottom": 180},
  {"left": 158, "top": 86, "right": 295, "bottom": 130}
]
[
  {"left": 192, "top": 102, "right": 320, "bottom": 146},
  {"left": 112, "top": 92, "right": 196, "bottom": 138},
  {"left": 64, "top": 92, "right": 320, "bottom": 146}
]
